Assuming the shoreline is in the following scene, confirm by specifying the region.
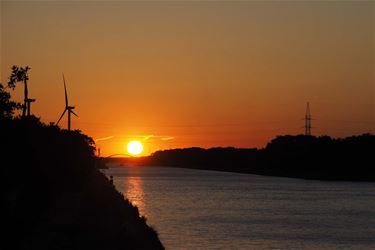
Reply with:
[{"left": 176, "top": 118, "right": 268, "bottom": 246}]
[
  {"left": 107, "top": 163, "right": 375, "bottom": 183},
  {"left": 107, "top": 134, "right": 375, "bottom": 182}
]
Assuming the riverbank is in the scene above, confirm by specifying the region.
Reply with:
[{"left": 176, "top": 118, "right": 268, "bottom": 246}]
[
  {"left": 112, "top": 134, "right": 375, "bottom": 182},
  {"left": 1, "top": 117, "right": 164, "bottom": 250}
]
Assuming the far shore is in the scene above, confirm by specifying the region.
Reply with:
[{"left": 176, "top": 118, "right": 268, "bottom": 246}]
[{"left": 105, "top": 134, "right": 375, "bottom": 182}]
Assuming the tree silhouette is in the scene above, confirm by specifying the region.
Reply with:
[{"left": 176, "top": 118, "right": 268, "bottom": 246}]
[
  {"left": 145, "top": 134, "right": 375, "bottom": 181},
  {"left": 8, "top": 65, "right": 33, "bottom": 118},
  {"left": 0, "top": 82, "right": 20, "bottom": 119}
]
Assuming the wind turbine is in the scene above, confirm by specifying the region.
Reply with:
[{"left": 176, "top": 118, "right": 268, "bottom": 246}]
[{"left": 56, "top": 74, "right": 78, "bottom": 130}]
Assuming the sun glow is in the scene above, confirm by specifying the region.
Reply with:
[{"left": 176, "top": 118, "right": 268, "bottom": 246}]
[{"left": 127, "top": 140, "right": 144, "bottom": 156}]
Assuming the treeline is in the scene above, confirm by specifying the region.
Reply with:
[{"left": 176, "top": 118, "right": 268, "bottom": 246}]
[
  {"left": 1, "top": 70, "right": 164, "bottom": 249},
  {"left": 139, "top": 134, "right": 375, "bottom": 181}
]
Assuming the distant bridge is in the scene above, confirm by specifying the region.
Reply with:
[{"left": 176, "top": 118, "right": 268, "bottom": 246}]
[{"left": 102, "top": 153, "right": 134, "bottom": 158}]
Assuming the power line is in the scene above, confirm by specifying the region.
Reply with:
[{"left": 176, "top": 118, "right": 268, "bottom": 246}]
[{"left": 305, "top": 102, "right": 312, "bottom": 136}]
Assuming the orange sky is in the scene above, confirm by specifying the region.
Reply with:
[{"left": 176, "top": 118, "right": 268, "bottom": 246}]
[{"left": 1, "top": 1, "right": 374, "bottom": 156}]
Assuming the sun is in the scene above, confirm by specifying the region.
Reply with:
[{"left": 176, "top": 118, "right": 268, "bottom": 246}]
[{"left": 127, "top": 140, "right": 144, "bottom": 156}]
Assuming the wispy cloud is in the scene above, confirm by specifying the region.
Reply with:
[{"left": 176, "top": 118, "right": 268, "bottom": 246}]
[
  {"left": 125, "top": 134, "right": 174, "bottom": 141},
  {"left": 142, "top": 135, "right": 154, "bottom": 141},
  {"left": 95, "top": 136, "right": 114, "bottom": 142},
  {"left": 161, "top": 136, "right": 174, "bottom": 141}
]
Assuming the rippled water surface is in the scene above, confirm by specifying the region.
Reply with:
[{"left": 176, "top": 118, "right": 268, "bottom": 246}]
[{"left": 103, "top": 166, "right": 375, "bottom": 249}]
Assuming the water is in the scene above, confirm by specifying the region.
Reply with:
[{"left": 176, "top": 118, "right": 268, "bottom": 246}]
[{"left": 102, "top": 165, "right": 375, "bottom": 249}]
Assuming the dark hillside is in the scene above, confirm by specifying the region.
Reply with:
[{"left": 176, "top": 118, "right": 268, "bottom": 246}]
[{"left": 1, "top": 117, "right": 164, "bottom": 250}]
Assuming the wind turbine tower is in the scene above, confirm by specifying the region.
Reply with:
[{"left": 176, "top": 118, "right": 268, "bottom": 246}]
[
  {"left": 22, "top": 69, "right": 35, "bottom": 117},
  {"left": 56, "top": 74, "right": 78, "bottom": 130},
  {"left": 26, "top": 98, "right": 36, "bottom": 116},
  {"left": 305, "top": 102, "right": 312, "bottom": 136}
]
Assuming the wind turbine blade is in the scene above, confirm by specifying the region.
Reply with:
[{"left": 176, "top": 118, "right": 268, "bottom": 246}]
[
  {"left": 63, "top": 74, "right": 68, "bottom": 106},
  {"left": 56, "top": 109, "right": 67, "bottom": 125},
  {"left": 71, "top": 110, "right": 79, "bottom": 117}
]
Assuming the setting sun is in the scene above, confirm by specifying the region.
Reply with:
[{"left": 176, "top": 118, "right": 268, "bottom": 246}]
[{"left": 127, "top": 141, "right": 143, "bottom": 156}]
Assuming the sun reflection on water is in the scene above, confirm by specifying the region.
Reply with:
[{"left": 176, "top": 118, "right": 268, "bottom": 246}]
[{"left": 125, "top": 177, "right": 145, "bottom": 215}]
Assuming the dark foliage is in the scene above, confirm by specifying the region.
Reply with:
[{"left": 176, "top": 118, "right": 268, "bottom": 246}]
[
  {"left": 1, "top": 110, "right": 163, "bottom": 248},
  {"left": 0, "top": 83, "right": 21, "bottom": 119},
  {"left": 7, "top": 65, "right": 30, "bottom": 90},
  {"left": 142, "top": 134, "right": 375, "bottom": 181}
]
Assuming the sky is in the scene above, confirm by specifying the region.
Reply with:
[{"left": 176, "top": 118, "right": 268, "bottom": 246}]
[{"left": 1, "top": 0, "right": 374, "bottom": 156}]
